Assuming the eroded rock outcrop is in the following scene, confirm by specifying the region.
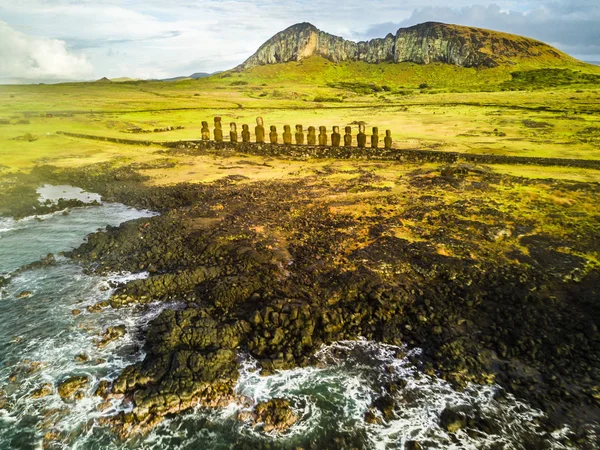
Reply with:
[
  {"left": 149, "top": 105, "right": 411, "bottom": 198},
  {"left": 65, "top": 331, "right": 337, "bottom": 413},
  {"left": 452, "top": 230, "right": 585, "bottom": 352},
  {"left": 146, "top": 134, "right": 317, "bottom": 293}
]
[
  {"left": 57, "top": 376, "right": 89, "bottom": 401},
  {"left": 237, "top": 21, "right": 572, "bottom": 70},
  {"left": 237, "top": 398, "right": 299, "bottom": 433}
]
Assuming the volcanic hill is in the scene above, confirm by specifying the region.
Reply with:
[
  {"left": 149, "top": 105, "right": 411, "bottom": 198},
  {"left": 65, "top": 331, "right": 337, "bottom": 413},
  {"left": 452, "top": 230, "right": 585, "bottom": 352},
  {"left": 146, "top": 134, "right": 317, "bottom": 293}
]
[{"left": 237, "top": 21, "right": 576, "bottom": 70}]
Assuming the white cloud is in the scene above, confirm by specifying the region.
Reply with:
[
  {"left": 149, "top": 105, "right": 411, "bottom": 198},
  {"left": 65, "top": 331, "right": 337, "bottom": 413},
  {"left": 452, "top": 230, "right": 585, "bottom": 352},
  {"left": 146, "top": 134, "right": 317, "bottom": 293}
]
[
  {"left": 0, "top": 1, "right": 598, "bottom": 81},
  {"left": 0, "top": 20, "right": 93, "bottom": 82}
]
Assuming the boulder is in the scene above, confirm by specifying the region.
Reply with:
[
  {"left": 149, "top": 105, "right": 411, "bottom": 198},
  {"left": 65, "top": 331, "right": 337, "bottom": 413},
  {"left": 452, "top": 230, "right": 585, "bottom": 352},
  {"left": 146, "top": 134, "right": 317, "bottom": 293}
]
[
  {"left": 97, "top": 325, "right": 127, "bottom": 348},
  {"left": 439, "top": 407, "right": 467, "bottom": 433},
  {"left": 31, "top": 384, "right": 53, "bottom": 399},
  {"left": 94, "top": 380, "right": 111, "bottom": 399},
  {"left": 74, "top": 353, "right": 90, "bottom": 363},
  {"left": 364, "top": 409, "right": 382, "bottom": 424},
  {"left": 58, "top": 376, "right": 89, "bottom": 401},
  {"left": 239, "top": 398, "right": 298, "bottom": 434}
]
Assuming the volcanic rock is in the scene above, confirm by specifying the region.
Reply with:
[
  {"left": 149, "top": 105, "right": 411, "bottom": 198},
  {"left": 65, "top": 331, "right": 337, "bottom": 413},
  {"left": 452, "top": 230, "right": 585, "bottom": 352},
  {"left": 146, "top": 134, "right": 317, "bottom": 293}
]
[
  {"left": 237, "top": 22, "right": 572, "bottom": 70},
  {"left": 57, "top": 376, "right": 89, "bottom": 401}
]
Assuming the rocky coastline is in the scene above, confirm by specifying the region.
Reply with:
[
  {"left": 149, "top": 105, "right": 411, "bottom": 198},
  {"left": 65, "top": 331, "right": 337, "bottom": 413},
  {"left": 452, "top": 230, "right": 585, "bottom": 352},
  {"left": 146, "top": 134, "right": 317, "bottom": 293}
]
[{"left": 3, "top": 160, "right": 600, "bottom": 447}]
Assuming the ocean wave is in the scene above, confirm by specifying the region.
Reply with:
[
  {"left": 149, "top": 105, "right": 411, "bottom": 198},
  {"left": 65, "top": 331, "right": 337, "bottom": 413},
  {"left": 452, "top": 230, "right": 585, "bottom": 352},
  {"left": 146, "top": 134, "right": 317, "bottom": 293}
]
[
  {"left": 0, "top": 262, "right": 179, "bottom": 449},
  {"left": 0, "top": 195, "right": 162, "bottom": 449},
  {"left": 120, "top": 339, "right": 578, "bottom": 450},
  {"left": 0, "top": 217, "right": 16, "bottom": 234},
  {"left": 229, "top": 339, "right": 571, "bottom": 449}
]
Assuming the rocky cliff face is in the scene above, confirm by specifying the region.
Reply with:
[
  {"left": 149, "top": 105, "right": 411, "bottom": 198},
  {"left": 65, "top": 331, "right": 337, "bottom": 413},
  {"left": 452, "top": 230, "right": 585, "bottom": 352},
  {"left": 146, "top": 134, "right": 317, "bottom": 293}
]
[
  {"left": 237, "top": 22, "right": 569, "bottom": 70},
  {"left": 238, "top": 23, "right": 354, "bottom": 66}
]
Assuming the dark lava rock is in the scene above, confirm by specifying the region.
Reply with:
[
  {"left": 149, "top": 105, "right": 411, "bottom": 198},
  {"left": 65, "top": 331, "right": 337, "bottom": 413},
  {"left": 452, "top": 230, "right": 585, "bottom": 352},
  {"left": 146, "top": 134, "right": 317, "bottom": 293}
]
[
  {"left": 36, "top": 161, "right": 600, "bottom": 442},
  {"left": 439, "top": 407, "right": 468, "bottom": 433},
  {"left": 31, "top": 384, "right": 53, "bottom": 399},
  {"left": 372, "top": 393, "right": 396, "bottom": 421},
  {"left": 18, "top": 253, "right": 56, "bottom": 272},
  {"left": 57, "top": 376, "right": 89, "bottom": 401},
  {"left": 242, "top": 398, "right": 299, "bottom": 434},
  {"left": 520, "top": 234, "right": 587, "bottom": 276},
  {"left": 94, "top": 380, "right": 111, "bottom": 399},
  {"left": 405, "top": 441, "right": 423, "bottom": 450},
  {"left": 87, "top": 301, "right": 109, "bottom": 313},
  {"left": 96, "top": 325, "right": 127, "bottom": 348},
  {"left": 74, "top": 353, "right": 89, "bottom": 363}
]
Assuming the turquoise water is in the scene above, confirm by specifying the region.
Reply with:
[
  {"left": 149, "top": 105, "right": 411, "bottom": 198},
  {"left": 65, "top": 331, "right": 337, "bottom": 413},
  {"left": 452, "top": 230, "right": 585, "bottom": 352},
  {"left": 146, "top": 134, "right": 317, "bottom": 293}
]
[{"left": 0, "top": 186, "right": 575, "bottom": 449}]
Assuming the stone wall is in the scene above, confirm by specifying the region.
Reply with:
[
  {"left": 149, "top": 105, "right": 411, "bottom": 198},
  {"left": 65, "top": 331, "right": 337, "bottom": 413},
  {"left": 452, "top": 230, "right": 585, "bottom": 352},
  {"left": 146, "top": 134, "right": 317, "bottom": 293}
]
[
  {"left": 166, "top": 139, "right": 600, "bottom": 170},
  {"left": 57, "top": 131, "right": 600, "bottom": 170},
  {"left": 57, "top": 131, "right": 156, "bottom": 146}
]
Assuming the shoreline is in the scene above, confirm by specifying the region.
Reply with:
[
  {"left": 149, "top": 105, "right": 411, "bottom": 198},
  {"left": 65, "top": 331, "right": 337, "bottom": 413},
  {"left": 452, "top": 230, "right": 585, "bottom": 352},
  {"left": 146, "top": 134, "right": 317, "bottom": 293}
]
[{"left": 1, "top": 158, "right": 600, "bottom": 447}]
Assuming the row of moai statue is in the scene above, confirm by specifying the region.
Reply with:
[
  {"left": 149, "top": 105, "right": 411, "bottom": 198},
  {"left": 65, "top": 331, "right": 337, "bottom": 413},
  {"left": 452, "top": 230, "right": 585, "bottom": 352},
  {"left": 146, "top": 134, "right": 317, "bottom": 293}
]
[{"left": 201, "top": 117, "right": 393, "bottom": 149}]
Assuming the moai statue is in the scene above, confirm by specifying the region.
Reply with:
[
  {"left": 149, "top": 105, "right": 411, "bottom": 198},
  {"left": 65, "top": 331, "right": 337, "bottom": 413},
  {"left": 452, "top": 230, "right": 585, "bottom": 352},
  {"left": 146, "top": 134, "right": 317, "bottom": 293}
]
[
  {"left": 384, "top": 130, "right": 392, "bottom": 149},
  {"left": 295, "top": 125, "right": 305, "bottom": 145},
  {"left": 283, "top": 125, "right": 292, "bottom": 145},
  {"left": 318, "top": 126, "right": 327, "bottom": 146},
  {"left": 255, "top": 117, "right": 265, "bottom": 143},
  {"left": 270, "top": 125, "right": 278, "bottom": 144},
  {"left": 201, "top": 121, "right": 210, "bottom": 141},
  {"left": 307, "top": 126, "right": 317, "bottom": 145},
  {"left": 230, "top": 122, "right": 238, "bottom": 143},
  {"left": 371, "top": 126, "right": 379, "bottom": 149},
  {"left": 344, "top": 126, "right": 352, "bottom": 147},
  {"left": 331, "top": 126, "right": 341, "bottom": 147},
  {"left": 357, "top": 123, "right": 367, "bottom": 148},
  {"left": 242, "top": 124, "right": 250, "bottom": 143},
  {"left": 214, "top": 117, "right": 223, "bottom": 142}
]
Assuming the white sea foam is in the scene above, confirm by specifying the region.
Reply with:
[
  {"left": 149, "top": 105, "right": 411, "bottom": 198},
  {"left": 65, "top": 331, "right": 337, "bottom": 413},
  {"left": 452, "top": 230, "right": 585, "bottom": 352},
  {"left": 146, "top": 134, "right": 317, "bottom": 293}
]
[
  {"left": 224, "top": 339, "right": 571, "bottom": 449},
  {"left": 0, "top": 191, "right": 162, "bottom": 448},
  {"left": 0, "top": 217, "right": 17, "bottom": 235},
  {"left": 0, "top": 263, "right": 179, "bottom": 449}
]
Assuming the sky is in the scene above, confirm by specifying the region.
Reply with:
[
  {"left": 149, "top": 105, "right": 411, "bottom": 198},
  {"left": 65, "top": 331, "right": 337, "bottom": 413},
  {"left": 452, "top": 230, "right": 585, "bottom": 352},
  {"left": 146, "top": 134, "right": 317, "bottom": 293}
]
[{"left": 0, "top": 0, "right": 598, "bottom": 83}]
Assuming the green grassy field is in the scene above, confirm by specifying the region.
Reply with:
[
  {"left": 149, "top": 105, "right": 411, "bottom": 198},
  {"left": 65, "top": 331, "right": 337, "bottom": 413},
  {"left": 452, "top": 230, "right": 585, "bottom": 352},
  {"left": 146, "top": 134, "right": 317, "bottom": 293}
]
[
  {"left": 1, "top": 56, "right": 600, "bottom": 182},
  {"left": 3, "top": 53, "right": 600, "bottom": 450}
]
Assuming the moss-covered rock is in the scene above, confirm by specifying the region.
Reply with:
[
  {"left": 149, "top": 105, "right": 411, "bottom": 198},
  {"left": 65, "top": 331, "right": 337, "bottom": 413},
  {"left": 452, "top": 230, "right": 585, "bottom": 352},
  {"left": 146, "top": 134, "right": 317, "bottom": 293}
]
[
  {"left": 57, "top": 376, "right": 89, "bottom": 401},
  {"left": 238, "top": 398, "right": 298, "bottom": 434},
  {"left": 44, "top": 161, "right": 600, "bottom": 440},
  {"left": 96, "top": 325, "right": 126, "bottom": 348}
]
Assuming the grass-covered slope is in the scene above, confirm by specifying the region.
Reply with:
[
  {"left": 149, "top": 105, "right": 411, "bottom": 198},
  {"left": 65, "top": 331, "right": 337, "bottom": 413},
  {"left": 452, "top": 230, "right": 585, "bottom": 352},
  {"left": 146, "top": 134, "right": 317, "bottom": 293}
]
[
  {"left": 1, "top": 55, "right": 599, "bottom": 114},
  {"left": 1, "top": 55, "right": 600, "bottom": 176},
  {"left": 234, "top": 55, "right": 600, "bottom": 92},
  {"left": 238, "top": 21, "right": 582, "bottom": 70}
]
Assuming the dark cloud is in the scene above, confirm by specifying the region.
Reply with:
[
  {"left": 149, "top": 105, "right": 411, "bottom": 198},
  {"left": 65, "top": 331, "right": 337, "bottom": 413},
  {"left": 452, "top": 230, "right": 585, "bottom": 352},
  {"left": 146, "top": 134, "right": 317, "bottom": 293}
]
[{"left": 359, "top": 3, "right": 600, "bottom": 60}]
